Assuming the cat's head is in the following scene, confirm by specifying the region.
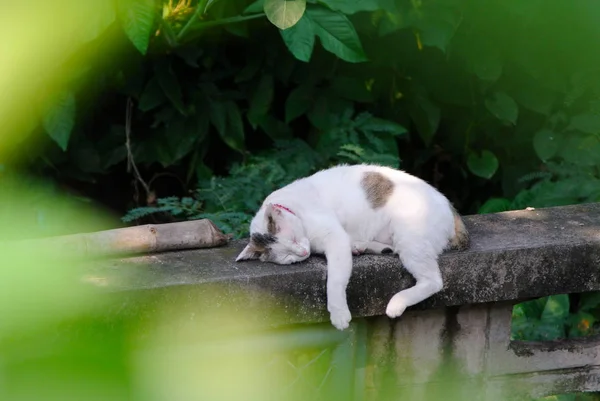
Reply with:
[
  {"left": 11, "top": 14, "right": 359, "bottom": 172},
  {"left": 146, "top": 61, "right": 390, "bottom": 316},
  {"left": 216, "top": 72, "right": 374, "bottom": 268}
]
[{"left": 235, "top": 203, "right": 310, "bottom": 264}]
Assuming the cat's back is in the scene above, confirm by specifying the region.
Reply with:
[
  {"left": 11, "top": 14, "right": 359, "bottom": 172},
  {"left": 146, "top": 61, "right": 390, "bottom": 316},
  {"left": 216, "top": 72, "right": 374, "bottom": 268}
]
[
  {"left": 307, "top": 164, "right": 421, "bottom": 188},
  {"left": 303, "top": 164, "right": 447, "bottom": 207}
]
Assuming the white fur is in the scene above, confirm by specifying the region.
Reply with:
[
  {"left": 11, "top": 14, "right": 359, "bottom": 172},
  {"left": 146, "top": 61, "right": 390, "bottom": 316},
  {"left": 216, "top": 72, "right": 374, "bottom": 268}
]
[{"left": 236, "top": 164, "right": 459, "bottom": 330}]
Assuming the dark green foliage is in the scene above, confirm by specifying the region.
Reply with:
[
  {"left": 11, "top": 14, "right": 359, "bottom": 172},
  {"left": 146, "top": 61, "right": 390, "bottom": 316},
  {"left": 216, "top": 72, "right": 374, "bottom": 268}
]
[
  {"left": 123, "top": 118, "right": 403, "bottom": 237},
  {"left": 13, "top": 0, "right": 600, "bottom": 367},
  {"left": 512, "top": 292, "right": 600, "bottom": 341}
]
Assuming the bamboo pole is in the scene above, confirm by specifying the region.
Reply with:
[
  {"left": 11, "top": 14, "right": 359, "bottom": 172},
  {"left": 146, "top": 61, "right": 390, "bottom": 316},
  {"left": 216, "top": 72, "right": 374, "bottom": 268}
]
[{"left": 17, "top": 219, "right": 229, "bottom": 258}]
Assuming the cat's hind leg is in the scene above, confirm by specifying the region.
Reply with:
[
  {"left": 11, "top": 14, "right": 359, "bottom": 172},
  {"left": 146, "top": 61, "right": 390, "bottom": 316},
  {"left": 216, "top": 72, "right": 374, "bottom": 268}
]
[
  {"left": 352, "top": 241, "right": 394, "bottom": 255},
  {"left": 385, "top": 243, "right": 443, "bottom": 318}
]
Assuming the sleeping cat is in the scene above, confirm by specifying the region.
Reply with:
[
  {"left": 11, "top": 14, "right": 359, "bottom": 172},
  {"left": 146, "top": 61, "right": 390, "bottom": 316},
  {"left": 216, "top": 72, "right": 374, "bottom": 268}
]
[{"left": 236, "top": 164, "right": 469, "bottom": 330}]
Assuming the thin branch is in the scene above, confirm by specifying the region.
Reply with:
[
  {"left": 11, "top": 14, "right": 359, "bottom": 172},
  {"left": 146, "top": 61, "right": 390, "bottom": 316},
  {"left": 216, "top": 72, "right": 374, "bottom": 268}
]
[{"left": 125, "top": 98, "right": 151, "bottom": 200}]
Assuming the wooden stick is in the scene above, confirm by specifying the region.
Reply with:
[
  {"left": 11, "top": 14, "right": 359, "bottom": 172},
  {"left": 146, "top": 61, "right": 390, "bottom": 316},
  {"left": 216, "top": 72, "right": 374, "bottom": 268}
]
[{"left": 17, "top": 219, "right": 229, "bottom": 258}]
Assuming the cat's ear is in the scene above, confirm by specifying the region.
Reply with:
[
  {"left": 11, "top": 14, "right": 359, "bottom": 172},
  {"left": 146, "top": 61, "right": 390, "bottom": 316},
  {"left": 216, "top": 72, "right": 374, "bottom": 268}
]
[
  {"left": 235, "top": 242, "right": 261, "bottom": 261},
  {"left": 264, "top": 203, "right": 283, "bottom": 234},
  {"left": 264, "top": 203, "right": 283, "bottom": 219}
]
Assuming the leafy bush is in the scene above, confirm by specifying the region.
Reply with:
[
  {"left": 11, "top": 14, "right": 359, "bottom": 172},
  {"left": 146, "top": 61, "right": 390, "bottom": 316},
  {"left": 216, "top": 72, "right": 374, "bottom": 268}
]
[
  {"left": 10, "top": 2, "right": 600, "bottom": 387},
  {"left": 124, "top": 110, "right": 405, "bottom": 237}
]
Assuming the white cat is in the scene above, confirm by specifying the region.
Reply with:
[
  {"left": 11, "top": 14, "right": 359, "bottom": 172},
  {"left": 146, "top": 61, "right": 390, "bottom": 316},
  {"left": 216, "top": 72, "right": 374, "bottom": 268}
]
[{"left": 236, "top": 164, "right": 469, "bottom": 330}]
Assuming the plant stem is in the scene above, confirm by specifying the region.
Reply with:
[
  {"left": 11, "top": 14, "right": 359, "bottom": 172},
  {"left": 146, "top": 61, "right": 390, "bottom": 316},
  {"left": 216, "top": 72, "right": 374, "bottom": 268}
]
[
  {"left": 177, "top": 0, "right": 210, "bottom": 41},
  {"left": 180, "top": 13, "right": 266, "bottom": 43}
]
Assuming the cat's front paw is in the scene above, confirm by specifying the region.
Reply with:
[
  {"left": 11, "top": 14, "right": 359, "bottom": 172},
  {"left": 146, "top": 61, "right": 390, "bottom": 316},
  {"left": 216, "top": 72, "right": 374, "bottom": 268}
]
[
  {"left": 351, "top": 245, "right": 365, "bottom": 256},
  {"left": 329, "top": 308, "right": 352, "bottom": 330},
  {"left": 385, "top": 295, "right": 408, "bottom": 318}
]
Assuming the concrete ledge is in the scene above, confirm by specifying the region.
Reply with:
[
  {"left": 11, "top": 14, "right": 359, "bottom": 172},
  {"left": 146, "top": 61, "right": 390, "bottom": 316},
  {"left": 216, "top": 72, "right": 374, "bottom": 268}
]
[{"left": 88, "top": 203, "right": 600, "bottom": 327}]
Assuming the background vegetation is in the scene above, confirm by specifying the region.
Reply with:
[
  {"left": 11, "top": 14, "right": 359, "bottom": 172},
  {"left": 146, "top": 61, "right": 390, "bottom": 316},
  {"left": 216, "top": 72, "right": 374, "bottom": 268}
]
[{"left": 4, "top": 0, "right": 600, "bottom": 399}]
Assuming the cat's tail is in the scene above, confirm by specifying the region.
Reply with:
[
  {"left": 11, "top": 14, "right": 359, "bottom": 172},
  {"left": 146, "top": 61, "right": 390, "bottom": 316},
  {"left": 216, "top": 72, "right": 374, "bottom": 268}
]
[{"left": 449, "top": 206, "right": 469, "bottom": 251}]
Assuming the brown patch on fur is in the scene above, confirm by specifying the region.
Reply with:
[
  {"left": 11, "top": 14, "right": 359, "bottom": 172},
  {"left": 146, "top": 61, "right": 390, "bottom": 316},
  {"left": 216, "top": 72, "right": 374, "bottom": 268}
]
[
  {"left": 449, "top": 207, "right": 469, "bottom": 250},
  {"left": 267, "top": 216, "right": 277, "bottom": 235},
  {"left": 361, "top": 172, "right": 394, "bottom": 209}
]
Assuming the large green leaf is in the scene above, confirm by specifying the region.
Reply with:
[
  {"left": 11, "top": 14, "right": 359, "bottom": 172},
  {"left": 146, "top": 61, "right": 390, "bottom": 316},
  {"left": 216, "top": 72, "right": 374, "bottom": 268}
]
[
  {"left": 533, "top": 129, "right": 562, "bottom": 161},
  {"left": 559, "top": 134, "right": 600, "bottom": 166},
  {"left": 467, "top": 150, "right": 499, "bottom": 179},
  {"left": 567, "top": 113, "right": 600, "bottom": 134},
  {"left": 154, "top": 60, "right": 185, "bottom": 114},
  {"left": 538, "top": 294, "right": 569, "bottom": 340},
  {"left": 243, "top": 0, "right": 265, "bottom": 14},
  {"left": 485, "top": 92, "right": 518, "bottom": 125},
  {"left": 264, "top": 0, "right": 306, "bottom": 29},
  {"left": 166, "top": 114, "right": 208, "bottom": 165},
  {"left": 280, "top": 14, "right": 315, "bottom": 62},
  {"left": 416, "top": 11, "right": 459, "bottom": 53},
  {"left": 357, "top": 117, "right": 406, "bottom": 136},
  {"left": 43, "top": 91, "right": 76, "bottom": 151},
  {"left": 478, "top": 197, "right": 512, "bottom": 214},
  {"left": 258, "top": 115, "right": 293, "bottom": 139},
  {"left": 117, "top": 0, "right": 155, "bottom": 55},
  {"left": 209, "top": 101, "right": 245, "bottom": 153},
  {"left": 305, "top": 6, "right": 367, "bottom": 63},
  {"left": 409, "top": 94, "right": 440, "bottom": 145},
  {"left": 247, "top": 74, "right": 274, "bottom": 128},
  {"left": 510, "top": 81, "right": 555, "bottom": 116},
  {"left": 285, "top": 84, "right": 314, "bottom": 123},
  {"left": 138, "top": 77, "right": 165, "bottom": 111},
  {"left": 225, "top": 102, "right": 245, "bottom": 153},
  {"left": 316, "top": 0, "right": 380, "bottom": 14}
]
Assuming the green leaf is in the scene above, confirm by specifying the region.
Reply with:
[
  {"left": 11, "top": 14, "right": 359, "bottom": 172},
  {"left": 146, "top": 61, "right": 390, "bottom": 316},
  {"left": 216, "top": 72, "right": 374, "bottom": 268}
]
[
  {"left": 225, "top": 21, "right": 249, "bottom": 38},
  {"left": 305, "top": 5, "right": 368, "bottom": 63},
  {"left": 243, "top": 0, "right": 264, "bottom": 14},
  {"left": 173, "top": 46, "right": 203, "bottom": 68},
  {"left": 280, "top": 14, "right": 315, "bottom": 62},
  {"left": 258, "top": 115, "right": 293, "bottom": 139},
  {"left": 559, "top": 134, "right": 600, "bottom": 166},
  {"left": 42, "top": 91, "right": 76, "bottom": 151},
  {"left": 467, "top": 150, "right": 499, "bottom": 179},
  {"left": 210, "top": 101, "right": 245, "bottom": 152},
  {"left": 167, "top": 114, "right": 209, "bottom": 164},
  {"left": 247, "top": 74, "right": 274, "bottom": 128},
  {"left": 409, "top": 94, "right": 440, "bottom": 145},
  {"left": 138, "top": 77, "right": 165, "bottom": 111},
  {"left": 357, "top": 117, "right": 407, "bottom": 136},
  {"left": 117, "top": 0, "right": 155, "bottom": 55},
  {"left": 209, "top": 101, "right": 226, "bottom": 137},
  {"left": 533, "top": 129, "right": 562, "bottom": 161},
  {"left": 541, "top": 294, "right": 570, "bottom": 321},
  {"left": 264, "top": 0, "right": 306, "bottom": 29},
  {"left": 485, "top": 92, "right": 518, "bottom": 125},
  {"left": 567, "top": 114, "right": 600, "bottom": 134},
  {"left": 416, "top": 14, "right": 458, "bottom": 53},
  {"left": 511, "top": 81, "right": 555, "bottom": 116},
  {"left": 285, "top": 84, "right": 314, "bottom": 123},
  {"left": 316, "top": 0, "right": 380, "bottom": 14},
  {"left": 471, "top": 52, "right": 502, "bottom": 82},
  {"left": 154, "top": 60, "right": 185, "bottom": 114},
  {"left": 478, "top": 198, "right": 512, "bottom": 214}
]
